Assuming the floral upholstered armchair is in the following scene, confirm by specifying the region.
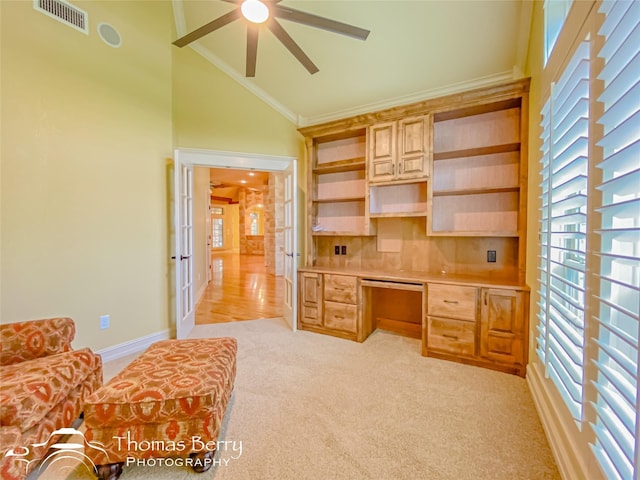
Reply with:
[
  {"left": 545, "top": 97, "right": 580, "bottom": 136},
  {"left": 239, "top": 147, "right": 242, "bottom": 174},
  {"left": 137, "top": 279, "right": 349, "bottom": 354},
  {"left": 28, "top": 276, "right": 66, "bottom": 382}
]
[{"left": 0, "top": 317, "right": 103, "bottom": 480}]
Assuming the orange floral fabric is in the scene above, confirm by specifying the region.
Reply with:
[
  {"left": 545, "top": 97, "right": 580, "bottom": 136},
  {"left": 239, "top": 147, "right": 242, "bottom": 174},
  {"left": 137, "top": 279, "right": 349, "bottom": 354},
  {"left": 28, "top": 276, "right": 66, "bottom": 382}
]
[
  {"left": 0, "top": 317, "right": 75, "bottom": 366},
  {"left": 0, "top": 318, "right": 103, "bottom": 480},
  {"left": 84, "top": 338, "right": 237, "bottom": 465},
  {"left": 1, "top": 348, "right": 102, "bottom": 431}
]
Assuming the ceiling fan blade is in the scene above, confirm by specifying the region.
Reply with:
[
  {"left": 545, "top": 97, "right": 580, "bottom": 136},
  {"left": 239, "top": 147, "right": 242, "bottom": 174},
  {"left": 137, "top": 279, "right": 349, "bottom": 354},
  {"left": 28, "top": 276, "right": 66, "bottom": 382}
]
[
  {"left": 246, "top": 24, "right": 259, "bottom": 77},
  {"left": 173, "top": 9, "right": 241, "bottom": 47},
  {"left": 273, "top": 5, "right": 370, "bottom": 41},
  {"left": 268, "top": 19, "right": 319, "bottom": 75}
]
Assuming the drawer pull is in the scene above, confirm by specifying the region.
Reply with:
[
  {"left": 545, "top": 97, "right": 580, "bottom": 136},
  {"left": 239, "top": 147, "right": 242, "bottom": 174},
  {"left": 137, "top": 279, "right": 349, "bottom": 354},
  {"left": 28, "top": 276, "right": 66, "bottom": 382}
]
[
  {"left": 334, "top": 315, "right": 344, "bottom": 319},
  {"left": 443, "top": 300, "right": 459, "bottom": 304},
  {"left": 442, "top": 333, "right": 459, "bottom": 340},
  {"left": 334, "top": 287, "right": 345, "bottom": 291}
]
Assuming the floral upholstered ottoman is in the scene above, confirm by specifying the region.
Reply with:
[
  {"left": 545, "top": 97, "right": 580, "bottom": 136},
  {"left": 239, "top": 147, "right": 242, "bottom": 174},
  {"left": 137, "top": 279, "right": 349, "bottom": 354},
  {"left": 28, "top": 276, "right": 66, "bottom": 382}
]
[{"left": 84, "top": 338, "right": 237, "bottom": 480}]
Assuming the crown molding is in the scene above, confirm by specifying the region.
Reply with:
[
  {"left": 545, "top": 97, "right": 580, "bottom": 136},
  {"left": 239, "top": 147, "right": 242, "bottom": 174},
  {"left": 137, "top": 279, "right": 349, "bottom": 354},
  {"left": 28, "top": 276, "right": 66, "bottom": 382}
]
[{"left": 297, "top": 70, "right": 516, "bottom": 127}]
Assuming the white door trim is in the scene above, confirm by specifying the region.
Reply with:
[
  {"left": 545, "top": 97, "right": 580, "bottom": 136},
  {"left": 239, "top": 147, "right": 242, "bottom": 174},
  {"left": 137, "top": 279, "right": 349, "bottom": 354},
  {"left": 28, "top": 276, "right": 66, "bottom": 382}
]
[
  {"left": 173, "top": 148, "right": 298, "bottom": 337},
  {"left": 177, "top": 148, "right": 294, "bottom": 171}
]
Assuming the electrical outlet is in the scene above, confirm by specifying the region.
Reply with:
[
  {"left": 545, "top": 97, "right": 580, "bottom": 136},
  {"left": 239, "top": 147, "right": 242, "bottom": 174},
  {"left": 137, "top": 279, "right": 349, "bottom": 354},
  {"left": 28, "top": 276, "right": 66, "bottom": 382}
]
[
  {"left": 99, "top": 314, "right": 110, "bottom": 330},
  {"left": 334, "top": 245, "right": 340, "bottom": 255},
  {"left": 487, "top": 250, "right": 497, "bottom": 263},
  {"left": 341, "top": 245, "right": 347, "bottom": 255}
]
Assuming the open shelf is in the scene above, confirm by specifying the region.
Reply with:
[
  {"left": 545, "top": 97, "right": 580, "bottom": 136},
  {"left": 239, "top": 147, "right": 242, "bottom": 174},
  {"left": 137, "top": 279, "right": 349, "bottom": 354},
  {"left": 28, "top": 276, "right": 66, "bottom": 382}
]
[
  {"left": 313, "top": 158, "right": 365, "bottom": 174},
  {"left": 431, "top": 147, "right": 520, "bottom": 197},
  {"left": 433, "top": 107, "right": 520, "bottom": 154},
  {"left": 316, "top": 169, "right": 366, "bottom": 201},
  {"left": 370, "top": 211, "right": 427, "bottom": 219},
  {"left": 312, "top": 199, "right": 367, "bottom": 236},
  {"left": 433, "top": 143, "right": 520, "bottom": 161},
  {"left": 313, "top": 196, "right": 366, "bottom": 203},
  {"left": 430, "top": 191, "right": 519, "bottom": 236},
  {"left": 433, "top": 186, "right": 519, "bottom": 197},
  {"left": 316, "top": 134, "right": 366, "bottom": 167},
  {"left": 370, "top": 181, "right": 427, "bottom": 217}
]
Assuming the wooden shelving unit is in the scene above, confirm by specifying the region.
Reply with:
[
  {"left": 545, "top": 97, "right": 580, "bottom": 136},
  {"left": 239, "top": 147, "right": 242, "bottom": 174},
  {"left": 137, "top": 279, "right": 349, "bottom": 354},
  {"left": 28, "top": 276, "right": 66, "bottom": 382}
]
[
  {"left": 300, "top": 79, "right": 529, "bottom": 283},
  {"left": 307, "top": 129, "right": 372, "bottom": 241},
  {"left": 298, "top": 79, "right": 531, "bottom": 374},
  {"left": 428, "top": 99, "right": 524, "bottom": 238}
]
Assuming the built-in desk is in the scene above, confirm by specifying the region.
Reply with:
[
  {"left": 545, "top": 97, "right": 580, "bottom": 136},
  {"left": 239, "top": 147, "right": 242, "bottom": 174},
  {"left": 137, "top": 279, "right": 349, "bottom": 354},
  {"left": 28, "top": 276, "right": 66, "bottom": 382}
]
[
  {"left": 361, "top": 279, "right": 425, "bottom": 340},
  {"left": 297, "top": 267, "right": 530, "bottom": 377}
]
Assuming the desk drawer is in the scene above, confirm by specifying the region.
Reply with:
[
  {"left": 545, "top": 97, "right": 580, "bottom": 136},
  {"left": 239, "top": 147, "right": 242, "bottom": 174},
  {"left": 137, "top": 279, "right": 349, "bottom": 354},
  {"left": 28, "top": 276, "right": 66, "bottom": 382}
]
[
  {"left": 428, "top": 316, "right": 476, "bottom": 356},
  {"left": 324, "top": 301, "right": 357, "bottom": 333},
  {"left": 324, "top": 275, "right": 358, "bottom": 304},
  {"left": 428, "top": 284, "right": 477, "bottom": 321}
]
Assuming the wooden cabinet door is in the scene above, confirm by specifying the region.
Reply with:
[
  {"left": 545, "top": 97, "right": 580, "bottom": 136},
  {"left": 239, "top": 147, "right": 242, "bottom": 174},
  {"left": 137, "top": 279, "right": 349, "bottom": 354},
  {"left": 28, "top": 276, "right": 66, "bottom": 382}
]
[
  {"left": 398, "top": 116, "right": 429, "bottom": 180},
  {"left": 368, "top": 122, "right": 396, "bottom": 183},
  {"left": 299, "top": 272, "right": 322, "bottom": 326},
  {"left": 480, "top": 289, "right": 525, "bottom": 365}
]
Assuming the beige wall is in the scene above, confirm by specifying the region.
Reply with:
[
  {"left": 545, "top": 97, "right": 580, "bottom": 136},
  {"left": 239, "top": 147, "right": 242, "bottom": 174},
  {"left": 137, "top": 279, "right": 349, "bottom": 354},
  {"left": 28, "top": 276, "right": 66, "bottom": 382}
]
[
  {"left": 1, "top": 1, "right": 173, "bottom": 349},
  {"left": 172, "top": 46, "right": 302, "bottom": 157},
  {"left": 0, "top": 1, "right": 304, "bottom": 350}
]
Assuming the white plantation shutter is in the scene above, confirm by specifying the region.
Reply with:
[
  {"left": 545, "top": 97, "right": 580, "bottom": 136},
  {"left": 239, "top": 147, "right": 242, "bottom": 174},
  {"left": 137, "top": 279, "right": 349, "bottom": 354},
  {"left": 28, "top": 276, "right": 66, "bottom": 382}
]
[
  {"left": 590, "top": 2, "right": 640, "bottom": 479},
  {"left": 537, "top": 40, "right": 590, "bottom": 421},
  {"left": 538, "top": 97, "right": 552, "bottom": 365}
]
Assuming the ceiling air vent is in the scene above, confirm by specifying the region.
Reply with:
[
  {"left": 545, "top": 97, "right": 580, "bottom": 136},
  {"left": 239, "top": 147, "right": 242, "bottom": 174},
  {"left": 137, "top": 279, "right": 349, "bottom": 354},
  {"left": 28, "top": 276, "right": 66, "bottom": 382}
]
[{"left": 34, "top": 0, "right": 88, "bottom": 34}]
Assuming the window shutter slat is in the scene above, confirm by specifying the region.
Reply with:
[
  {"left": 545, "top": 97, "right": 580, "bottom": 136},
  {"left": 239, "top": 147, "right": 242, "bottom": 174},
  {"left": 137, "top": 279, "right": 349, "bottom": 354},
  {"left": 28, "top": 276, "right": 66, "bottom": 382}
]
[
  {"left": 590, "top": 3, "right": 640, "bottom": 478},
  {"left": 537, "top": 41, "right": 589, "bottom": 424}
]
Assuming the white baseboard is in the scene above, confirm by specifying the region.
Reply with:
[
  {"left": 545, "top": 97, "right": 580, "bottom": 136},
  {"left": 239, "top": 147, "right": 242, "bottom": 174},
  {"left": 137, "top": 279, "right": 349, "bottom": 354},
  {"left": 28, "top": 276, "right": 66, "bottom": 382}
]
[
  {"left": 195, "top": 281, "right": 208, "bottom": 307},
  {"left": 527, "top": 362, "right": 602, "bottom": 480},
  {"left": 96, "top": 329, "right": 171, "bottom": 363}
]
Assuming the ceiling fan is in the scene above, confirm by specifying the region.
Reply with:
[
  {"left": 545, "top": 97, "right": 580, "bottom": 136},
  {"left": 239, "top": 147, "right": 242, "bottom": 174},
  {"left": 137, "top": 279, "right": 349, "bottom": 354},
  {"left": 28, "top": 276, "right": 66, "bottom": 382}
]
[{"left": 173, "top": 0, "right": 370, "bottom": 77}]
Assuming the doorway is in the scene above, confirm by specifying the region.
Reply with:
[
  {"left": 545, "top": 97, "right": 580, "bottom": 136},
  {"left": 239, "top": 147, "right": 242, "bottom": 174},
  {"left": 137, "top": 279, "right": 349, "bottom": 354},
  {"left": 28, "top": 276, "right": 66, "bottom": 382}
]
[
  {"left": 197, "top": 167, "right": 284, "bottom": 323},
  {"left": 173, "top": 148, "right": 298, "bottom": 339}
]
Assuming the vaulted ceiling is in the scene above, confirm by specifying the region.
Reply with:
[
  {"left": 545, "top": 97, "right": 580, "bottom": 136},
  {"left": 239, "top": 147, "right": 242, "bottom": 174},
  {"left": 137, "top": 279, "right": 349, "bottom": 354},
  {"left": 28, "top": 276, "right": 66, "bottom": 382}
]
[{"left": 173, "top": 0, "right": 532, "bottom": 127}]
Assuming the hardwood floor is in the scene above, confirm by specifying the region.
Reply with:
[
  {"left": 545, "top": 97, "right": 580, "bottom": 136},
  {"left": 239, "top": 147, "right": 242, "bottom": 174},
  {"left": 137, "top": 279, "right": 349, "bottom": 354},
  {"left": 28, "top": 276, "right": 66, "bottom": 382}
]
[{"left": 195, "top": 252, "right": 283, "bottom": 324}]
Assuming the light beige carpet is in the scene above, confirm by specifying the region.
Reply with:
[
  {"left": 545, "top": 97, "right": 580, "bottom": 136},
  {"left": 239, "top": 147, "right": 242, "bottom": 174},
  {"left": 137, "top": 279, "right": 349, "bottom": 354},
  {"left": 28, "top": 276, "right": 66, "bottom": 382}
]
[{"left": 63, "top": 318, "right": 559, "bottom": 480}]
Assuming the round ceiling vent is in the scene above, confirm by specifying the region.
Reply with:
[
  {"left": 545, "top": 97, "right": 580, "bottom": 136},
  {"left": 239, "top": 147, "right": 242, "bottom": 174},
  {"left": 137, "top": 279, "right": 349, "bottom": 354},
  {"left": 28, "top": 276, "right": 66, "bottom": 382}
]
[{"left": 98, "top": 23, "right": 121, "bottom": 48}]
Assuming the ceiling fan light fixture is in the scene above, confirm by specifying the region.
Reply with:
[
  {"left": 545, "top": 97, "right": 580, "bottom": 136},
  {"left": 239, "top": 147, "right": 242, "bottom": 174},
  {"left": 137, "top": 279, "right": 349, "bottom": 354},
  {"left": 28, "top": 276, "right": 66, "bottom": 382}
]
[{"left": 241, "top": 0, "right": 269, "bottom": 24}]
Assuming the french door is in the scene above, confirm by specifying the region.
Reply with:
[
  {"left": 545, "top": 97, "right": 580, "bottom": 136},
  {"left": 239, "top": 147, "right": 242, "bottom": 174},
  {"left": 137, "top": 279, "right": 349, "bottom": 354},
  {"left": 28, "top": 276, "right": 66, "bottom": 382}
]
[
  {"left": 174, "top": 160, "right": 195, "bottom": 339},
  {"left": 173, "top": 149, "right": 297, "bottom": 338}
]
